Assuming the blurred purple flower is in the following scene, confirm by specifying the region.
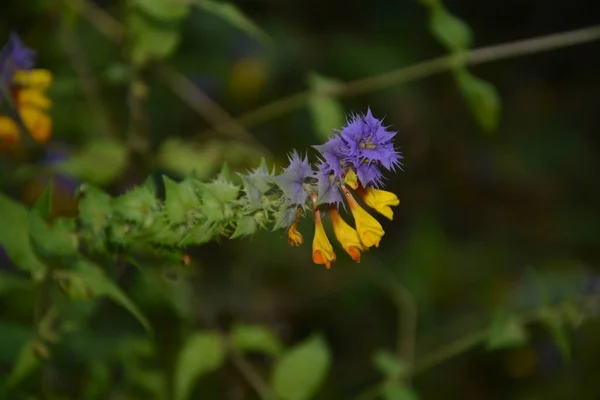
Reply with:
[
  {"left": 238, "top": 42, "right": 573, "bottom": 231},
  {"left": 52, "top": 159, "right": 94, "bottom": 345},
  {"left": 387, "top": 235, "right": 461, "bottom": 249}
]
[
  {"left": 315, "top": 161, "right": 344, "bottom": 206},
  {"left": 0, "top": 33, "right": 36, "bottom": 82}
]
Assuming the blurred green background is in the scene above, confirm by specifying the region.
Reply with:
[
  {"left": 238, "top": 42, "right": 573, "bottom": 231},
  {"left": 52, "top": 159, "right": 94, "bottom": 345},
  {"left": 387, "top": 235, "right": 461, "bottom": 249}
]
[{"left": 1, "top": 0, "right": 600, "bottom": 399}]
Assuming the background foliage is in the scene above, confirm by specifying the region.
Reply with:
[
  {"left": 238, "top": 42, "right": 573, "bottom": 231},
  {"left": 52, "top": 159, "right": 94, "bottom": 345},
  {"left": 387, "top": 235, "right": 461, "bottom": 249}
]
[{"left": 1, "top": 0, "right": 600, "bottom": 399}]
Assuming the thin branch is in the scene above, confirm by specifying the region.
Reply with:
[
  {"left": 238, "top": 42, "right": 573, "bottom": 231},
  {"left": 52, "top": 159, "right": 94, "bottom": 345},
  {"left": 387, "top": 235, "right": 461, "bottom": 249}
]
[
  {"left": 65, "top": 0, "right": 124, "bottom": 42},
  {"left": 211, "top": 24, "right": 600, "bottom": 133},
  {"left": 59, "top": 22, "right": 117, "bottom": 138},
  {"left": 71, "top": 0, "right": 272, "bottom": 156},
  {"left": 153, "top": 64, "right": 273, "bottom": 157}
]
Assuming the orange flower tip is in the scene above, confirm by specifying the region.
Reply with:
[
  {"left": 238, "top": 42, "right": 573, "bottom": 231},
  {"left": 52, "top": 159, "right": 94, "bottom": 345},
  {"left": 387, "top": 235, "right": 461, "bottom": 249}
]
[{"left": 347, "top": 247, "right": 361, "bottom": 262}]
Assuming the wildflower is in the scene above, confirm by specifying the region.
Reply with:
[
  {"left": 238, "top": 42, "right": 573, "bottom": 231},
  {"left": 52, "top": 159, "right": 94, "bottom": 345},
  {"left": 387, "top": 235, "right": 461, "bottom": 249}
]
[
  {"left": 274, "top": 109, "right": 401, "bottom": 268},
  {"left": 287, "top": 207, "right": 303, "bottom": 246},
  {"left": 359, "top": 187, "right": 400, "bottom": 221},
  {"left": 0, "top": 33, "right": 52, "bottom": 146},
  {"left": 330, "top": 206, "right": 364, "bottom": 262},
  {"left": 312, "top": 198, "right": 336, "bottom": 268},
  {"left": 342, "top": 186, "right": 385, "bottom": 248}
]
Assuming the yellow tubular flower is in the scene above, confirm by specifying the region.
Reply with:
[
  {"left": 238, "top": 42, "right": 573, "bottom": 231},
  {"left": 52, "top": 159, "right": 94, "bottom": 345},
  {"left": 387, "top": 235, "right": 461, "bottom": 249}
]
[
  {"left": 17, "top": 88, "right": 52, "bottom": 109},
  {"left": 360, "top": 187, "right": 400, "bottom": 221},
  {"left": 13, "top": 69, "right": 53, "bottom": 89},
  {"left": 312, "top": 207, "right": 336, "bottom": 268},
  {"left": 287, "top": 218, "right": 303, "bottom": 247},
  {"left": 19, "top": 108, "right": 52, "bottom": 143},
  {"left": 329, "top": 206, "right": 364, "bottom": 262},
  {"left": 342, "top": 186, "right": 385, "bottom": 248},
  {"left": 0, "top": 116, "right": 20, "bottom": 144}
]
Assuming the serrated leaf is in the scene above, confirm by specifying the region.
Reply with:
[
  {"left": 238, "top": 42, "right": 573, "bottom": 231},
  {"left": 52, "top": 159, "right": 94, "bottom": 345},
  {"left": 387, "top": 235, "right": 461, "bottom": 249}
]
[
  {"left": 112, "top": 177, "right": 159, "bottom": 224},
  {"left": 372, "top": 350, "right": 410, "bottom": 379},
  {"left": 454, "top": 68, "right": 501, "bottom": 133},
  {"left": 194, "top": 0, "right": 271, "bottom": 46},
  {"left": 197, "top": 179, "right": 240, "bottom": 222},
  {"left": 230, "top": 216, "right": 257, "bottom": 239},
  {"left": 5, "top": 341, "right": 40, "bottom": 389},
  {"left": 173, "top": 331, "right": 226, "bottom": 400},
  {"left": 230, "top": 323, "right": 283, "bottom": 357},
  {"left": 486, "top": 311, "right": 528, "bottom": 350},
  {"left": 0, "top": 193, "right": 46, "bottom": 277},
  {"left": 307, "top": 73, "right": 345, "bottom": 142},
  {"left": 56, "top": 139, "right": 128, "bottom": 186},
  {"left": 270, "top": 334, "right": 331, "bottom": 400},
  {"left": 381, "top": 381, "right": 420, "bottom": 400},
  {"left": 129, "top": 12, "right": 181, "bottom": 66},
  {"left": 427, "top": 2, "right": 472, "bottom": 52},
  {"left": 134, "top": 0, "right": 190, "bottom": 20},
  {"left": 163, "top": 176, "right": 200, "bottom": 224},
  {"left": 67, "top": 260, "right": 151, "bottom": 332}
]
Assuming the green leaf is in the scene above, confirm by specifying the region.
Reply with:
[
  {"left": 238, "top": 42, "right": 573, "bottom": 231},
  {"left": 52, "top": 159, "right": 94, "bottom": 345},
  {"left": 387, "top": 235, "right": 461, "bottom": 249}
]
[
  {"left": 307, "top": 72, "right": 345, "bottom": 142},
  {"left": 486, "top": 311, "right": 528, "bottom": 350},
  {"left": 128, "top": 12, "right": 181, "bottom": 66},
  {"left": 230, "top": 216, "right": 257, "bottom": 239},
  {"left": 65, "top": 260, "right": 152, "bottom": 332},
  {"left": 0, "top": 272, "right": 31, "bottom": 294},
  {"left": 426, "top": 2, "right": 472, "bottom": 52},
  {"left": 0, "top": 193, "right": 46, "bottom": 278},
  {"left": 381, "top": 381, "right": 420, "bottom": 400},
  {"left": 5, "top": 341, "right": 40, "bottom": 389},
  {"left": 173, "top": 331, "right": 226, "bottom": 400},
  {"left": 230, "top": 323, "right": 283, "bottom": 357},
  {"left": 194, "top": 0, "right": 271, "bottom": 46},
  {"left": 78, "top": 185, "right": 113, "bottom": 248},
  {"left": 372, "top": 350, "right": 410, "bottom": 379},
  {"left": 56, "top": 139, "right": 129, "bottom": 186},
  {"left": 270, "top": 334, "right": 331, "bottom": 400},
  {"left": 112, "top": 177, "right": 159, "bottom": 224},
  {"left": 163, "top": 176, "right": 200, "bottom": 224},
  {"left": 32, "top": 181, "right": 53, "bottom": 220},
  {"left": 157, "top": 138, "right": 222, "bottom": 179},
  {"left": 29, "top": 216, "right": 79, "bottom": 260},
  {"left": 454, "top": 68, "right": 501, "bottom": 133},
  {"left": 134, "top": 0, "right": 190, "bottom": 20}
]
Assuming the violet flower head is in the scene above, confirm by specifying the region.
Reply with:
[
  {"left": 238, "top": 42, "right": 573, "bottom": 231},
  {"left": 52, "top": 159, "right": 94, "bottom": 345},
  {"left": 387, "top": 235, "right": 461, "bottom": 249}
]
[
  {"left": 315, "top": 161, "right": 344, "bottom": 206},
  {"left": 274, "top": 151, "right": 314, "bottom": 206},
  {"left": 312, "top": 135, "right": 347, "bottom": 180},
  {"left": 340, "top": 108, "right": 402, "bottom": 173},
  {"left": 0, "top": 33, "right": 36, "bottom": 82}
]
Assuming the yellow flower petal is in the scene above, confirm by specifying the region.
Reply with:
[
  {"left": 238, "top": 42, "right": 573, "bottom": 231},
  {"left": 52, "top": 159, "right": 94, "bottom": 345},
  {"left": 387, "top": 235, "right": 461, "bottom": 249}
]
[
  {"left": 312, "top": 208, "right": 336, "bottom": 268},
  {"left": 16, "top": 88, "right": 52, "bottom": 109},
  {"left": 360, "top": 187, "right": 400, "bottom": 221},
  {"left": 330, "top": 207, "right": 364, "bottom": 262},
  {"left": 13, "top": 69, "right": 53, "bottom": 89},
  {"left": 19, "top": 107, "right": 52, "bottom": 143},
  {"left": 0, "top": 116, "right": 20, "bottom": 144},
  {"left": 342, "top": 186, "right": 385, "bottom": 248}
]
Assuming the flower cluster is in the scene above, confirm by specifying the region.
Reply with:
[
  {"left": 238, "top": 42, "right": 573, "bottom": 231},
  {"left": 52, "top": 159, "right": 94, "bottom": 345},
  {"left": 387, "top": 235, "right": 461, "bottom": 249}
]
[
  {"left": 275, "top": 109, "right": 402, "bottom": 268},
  {"left": 0, "top": 33, "right": 53, "bottom": 147}
]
